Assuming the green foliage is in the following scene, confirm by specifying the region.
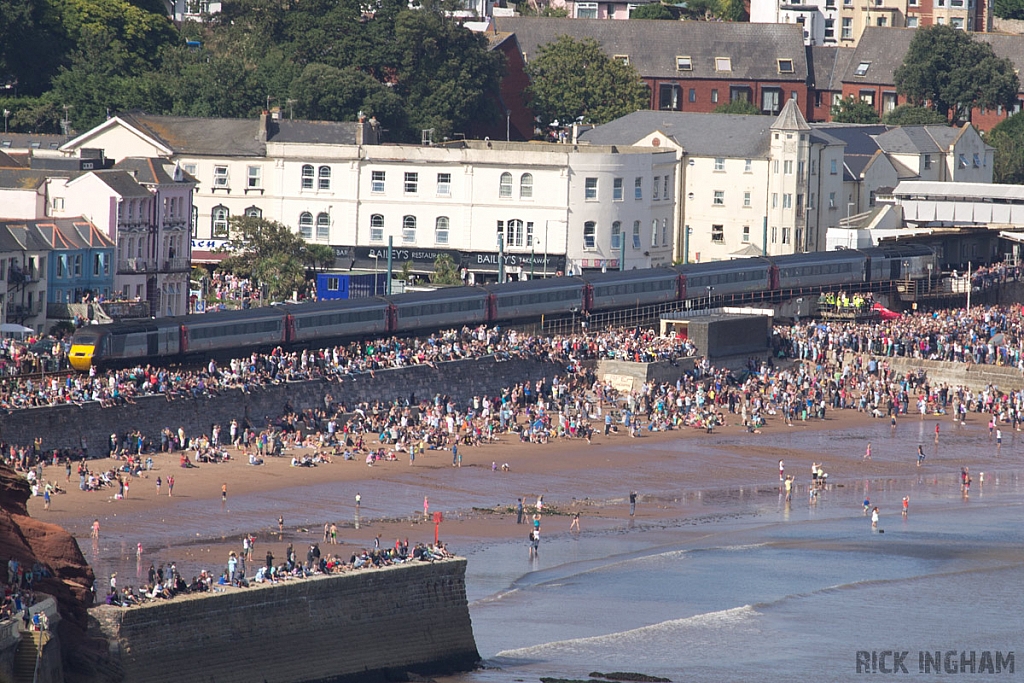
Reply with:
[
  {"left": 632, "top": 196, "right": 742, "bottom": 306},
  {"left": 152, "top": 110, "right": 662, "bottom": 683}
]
[
  {"left": 830, "top": 95, "right": 880, "bottom": 124},
  {"left": 0, "top": 0, "right": 67, "bottom": 97},
  {"left": 431, "top": 254, "right": 462, "bottom": 285},
  {"left": 630, "top": 3, "right": 675, "bottom": 19},
  {"left": 682, "top": 0, "right": 722, "bottom": 20},
  {"left": 526, "top": 35, "right": 648, "bottom": 127},
  {"left": 303, "top": 243, "right": 337, "bottom": 272},
  {"left": 894, "top": 25, "right": 1019, "bottom": 124},
  {"left": 218, "top": 216, "right": 309, "bottom": 300},
  {"left": 713, "top": 99, "right": 761, "bottom": 115},
  {"left": 399, "top": 261, "right": 414, "bottom": 282},
  {"left": 988, "top": 112, "right": 1024, "bottom": 184},
  {"left": 882, "top": 104, "right": 949, "bottom": 126},
  {"left": 719, "top": 0, "right": 749, "bottom": 21},
  {"left": 994, "top": 0, "right": 1024, "bottom": 19}
]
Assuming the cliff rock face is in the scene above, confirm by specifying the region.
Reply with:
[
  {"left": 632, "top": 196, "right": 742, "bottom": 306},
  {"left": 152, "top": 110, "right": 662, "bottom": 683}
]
[{"left": 0, "top": 463, "right": 94, "bottom": 628}]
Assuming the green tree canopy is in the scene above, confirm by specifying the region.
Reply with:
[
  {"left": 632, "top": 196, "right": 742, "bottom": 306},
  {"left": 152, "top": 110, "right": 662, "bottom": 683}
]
[
  {"left": 994, "top": 0, "right": 1024, "bottom": 19},
  {"left": 988, "top": 111, "right": 1024, "bottom": 184},
  {"left": 831, "top": 95, "right": 880, "bottom": 124},
  {"left": 713, "top": 99, "right": 761, "bottom": 115},
  {"left": 303, "top": 243, "right": 337, "bottom": 273},
  {"left": 218, "top": 216, "right": 309, "bottom": 300},
  {"left": 882, "top": 104, "right": 949, "bottom": 126},
  {"left": 630, "top": 3, "right": 675, "bottom": 19},
  {"left": 894, "top": 25, "right": 1019, "bottom": 124},
  {"left": 431, "top": 254, "right": 462, "bottom": 285},
  {"left": 526, "top": 35, "right": 649, "bottom": 127}
]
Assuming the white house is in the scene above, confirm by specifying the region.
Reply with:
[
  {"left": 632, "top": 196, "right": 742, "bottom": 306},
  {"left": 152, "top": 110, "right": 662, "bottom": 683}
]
[
  {"left": 61, "top": 112, "right": 678, "bottom": 279},
  {"left": 579, "top": 100, "right": 847, "bottom": 262}
]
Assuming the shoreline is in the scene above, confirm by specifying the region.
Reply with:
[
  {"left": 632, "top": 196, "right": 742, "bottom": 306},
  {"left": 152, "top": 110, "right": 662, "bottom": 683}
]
[{"left": 29, "top": 403, "right": 1016, "bottom": 595}]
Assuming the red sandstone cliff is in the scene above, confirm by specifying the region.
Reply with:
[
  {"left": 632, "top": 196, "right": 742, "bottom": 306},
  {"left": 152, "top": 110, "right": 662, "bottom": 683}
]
[{"left": 0, "top": 463, "right": 94, "bottom": 628}]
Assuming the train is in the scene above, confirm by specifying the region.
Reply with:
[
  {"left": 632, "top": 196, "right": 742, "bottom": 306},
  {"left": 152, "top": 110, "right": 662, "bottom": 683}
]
[{"left": 68, "top": 244, "right": 937, "bottom": 371}]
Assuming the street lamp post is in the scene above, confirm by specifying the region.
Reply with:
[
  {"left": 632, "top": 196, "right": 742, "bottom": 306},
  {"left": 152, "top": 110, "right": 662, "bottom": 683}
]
[
  {"left": 2, "top": 109, "right": 8, "bottom": 134},
  {"left": 372, "top": 253, "right": 379, "bottom": 295}
]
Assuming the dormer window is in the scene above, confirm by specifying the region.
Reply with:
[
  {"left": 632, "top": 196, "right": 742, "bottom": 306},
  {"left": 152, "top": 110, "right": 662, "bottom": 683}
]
[
  {"left": 715, "top": 57, "right": 732, "bottom": 72},
  {"left": 676, "top": 55, "right": 692, "bottom": 71},
  {"left": 778, "top": 59, "right": 794, "bottom": 74},
  {"left": 614, "top": 54, "right": 630, "bottom": 65},
  {"left": 854, "top": 61, "right": 870, "bottom": 77}
]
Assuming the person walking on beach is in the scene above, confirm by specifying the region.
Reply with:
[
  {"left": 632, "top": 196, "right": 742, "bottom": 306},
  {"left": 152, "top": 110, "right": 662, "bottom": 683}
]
[
  {"left": 784, "top": 476, "right": 793, "bottom": 502},
  {"left": 629, "top": 491, "right": 637, "bottom": 516},
  {"left": 935, "top": 422, "right": 941, "bottom": 444},
  {"left": 871, "top": 506, "right": 879, "bottom": 530},
  {"left": 902, "top": 496, "right": 909, "bottom": 516},
  {"left": 91, "top": 519, "right": 100, "bottom": 540},
  {"left": 324, "top": 522, "right": 330, "bottom": 542},
  {"left": 863, "top": 497, "right": 870, "bottom": 513},
  {"left": 424, "top": 496, "right": 429, "bottom": 521},
  {"left": 516, "top": 498, "right": 524, "bottom": 524},
  {"left": 452, "top": 444, "right": 458, "bottom": 467},
  {"left": 330, "top": 523, "right": 337, "bottom": 544},
  {"left": 864, "top": 443, "right": 872, "bottom": 460},
  {"left": 221, "top": 483, "right": 227, "bottom": 503},
  {"left": 156, "top": 477, "right": 161, "bottom": 495},
  {"left": 167, "top": 475, "right": 174, "bottom": 497},
  {"left": 917, "top": 445, "right": 925, "bottom": 467},
  {"left": 779, "top": 459, "right": 785, "bottom": 482},
  {"left": 570, "top": 511, "right": 580, "bottom": 532},
  {"left": 278, "top": 515, "right": 284, "bottom": 533},
  {"left": 355, "top": 492, "right": 361, "bottom": 510},
  {"left": 43, "top": 489, "right": 50, "bottom": 511},
  {"left": 996, "top": 428, "right": 1002, "bottom": 452}
]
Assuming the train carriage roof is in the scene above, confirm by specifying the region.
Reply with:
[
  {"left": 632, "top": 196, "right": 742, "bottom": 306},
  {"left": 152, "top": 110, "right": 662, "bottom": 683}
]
[
  {"left": 175, "top": 306, "right": 287, "bottom": 327},
  {"left": 486, "top": 277, "right": 586, "bottom": 296},
  {"left": 674, "top": 257, "right": 772, "bottom": 275},
  {"left": 859, "top": 244, "right": 935, "bottom": 259},
  {"left": 584, "top": 268, "right": 678, "bottom": 285},
  {"left": 282, "top": 298, "right": 388, "bottom": 317},
  {"left": 772, "top": 250, "right": 867, "bottom": 267},
  {"left": 72, "top": 318, "right": 179, "bottom": 336},
  {"left": 386, "top": 287, "right": 490, "bottom": 305}
]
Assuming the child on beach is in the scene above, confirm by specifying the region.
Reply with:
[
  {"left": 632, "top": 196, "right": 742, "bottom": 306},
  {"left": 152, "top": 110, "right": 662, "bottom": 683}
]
[{"left": 871, "top": 507, "right": 879, "bottom": 529}]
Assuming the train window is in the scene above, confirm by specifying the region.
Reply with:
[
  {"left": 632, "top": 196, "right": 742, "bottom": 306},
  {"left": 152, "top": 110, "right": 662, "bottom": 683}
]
[{"left": 813, "top": 266, "right": 822, "bottom": 275}]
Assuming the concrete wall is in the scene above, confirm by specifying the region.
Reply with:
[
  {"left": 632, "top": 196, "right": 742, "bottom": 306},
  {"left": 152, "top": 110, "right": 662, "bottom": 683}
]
[
  {"left": 0, "top": 356, "right": 559, "bottom": 453},
  {"left": 92, "top": 559, "right": 478, "bottom": 683},
  {"left": 0, "top": 617, "right": 19, "bottom": 683},
  {"left": 873, "top": 356, "right": 1024, "bottom": 393},
  {"left": 597, "top": 359, "right": 694, "bottom": 393}
]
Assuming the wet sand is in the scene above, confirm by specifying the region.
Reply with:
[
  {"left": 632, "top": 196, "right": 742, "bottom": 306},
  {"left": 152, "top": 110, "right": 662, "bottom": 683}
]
[{"left": 28, "top": 404, "right": 1010, "bottom": 587}]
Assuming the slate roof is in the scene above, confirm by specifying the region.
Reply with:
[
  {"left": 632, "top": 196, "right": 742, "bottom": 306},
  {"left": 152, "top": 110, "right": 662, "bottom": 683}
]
[
  {"left": 0, "top": 133, "right": 65, "bottom": 152},
  {"left": 0, "top": 150, "right": 22, "bottom": 167},
  {"left": 845, "top": 28, "right": 1024, "bottom": 94},
  {"left": 811, "top": 123, "right": 889, "bottom": 180},
  {"left": 494, "top": 17, "right": 808, "bottom": 81},
  {"left": 0, "top": 218, "right": 114, "bottom": 251},
  {"left": 809, "top": 46, "right": 856, "bottom": 91},
  {"left": 771, "top": 98, "right": 810, "bottom": 131},
  {"left": 89, "top": 170, "right": 152, "bottom": 198},
  {"left": 578, "top": 110, "right": 774, "bottom": 157},
  {"left": 874, "top": 126, "right": 952, "bottom": 154},
  {"left": 0, "top": 223, "right": 54, "bottom": 252},
  {"left": 114, "top": 157, "right": 196, "bottom": 186},
  {"left": 0, "top": 169, "right": 56, "bottom": 191},
  {"left": 118, "top": 112, "right": 265, "bottom": 157},
  {"left": 271, "top": 119, "right": 362, "bottom": 146}
]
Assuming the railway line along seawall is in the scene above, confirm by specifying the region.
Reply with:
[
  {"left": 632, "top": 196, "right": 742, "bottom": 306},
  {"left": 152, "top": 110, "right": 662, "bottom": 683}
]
[
  {"left": 0, "top": 356, "right": 559, "bottom": 453},
  {"left": 91, "top": 558, "right": 479, "bottom": 683}
]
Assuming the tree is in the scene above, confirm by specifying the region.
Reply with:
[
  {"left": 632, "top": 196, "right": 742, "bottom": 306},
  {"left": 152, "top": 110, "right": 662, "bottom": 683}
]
[
  {"left": 713, "top": 100, "right": 761, "bottom": 115},
  {"left": 988, "top": 111, "right": 1024, "bottom": 184},
  {"left": 882, "top": 104, "right": 949, "bottom": 126},
  {"left": 431, "top": 254, "right": 462, "bottom": 285},
  {"left": 526, "top": 35, "right": 649, "bottom": 127},
  {"left": 218, "top": 216, "right": 309, "bottom": 301},
  {"left": 289, "top": 63, "right": 405, "bottom": 127},
  {"left": 830, "top": 95, "right": 880, "bottom": 124},
  {"left": 994, "top": 0, "right": 1024, "bottom": 20},
  {"left": 630, "top": 3, "right": 675, "bottom": 19},
  {"left": 682, "top": 0, "right": 722, "bottom": 20},
  {"left": 719, "top": 0, "right": 749, "bottom": 21},
  {"left": 894, "top": 25, "right": 1019, "bottom": 124},
  {"left": 303, "top": 243, "right": 337, "bottom": 273}
]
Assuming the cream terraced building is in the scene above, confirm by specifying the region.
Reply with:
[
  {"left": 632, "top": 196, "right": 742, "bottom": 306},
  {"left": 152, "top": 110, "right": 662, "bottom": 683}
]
[{"left": 62, "top": 113, "right": 677, "bottom": 279}]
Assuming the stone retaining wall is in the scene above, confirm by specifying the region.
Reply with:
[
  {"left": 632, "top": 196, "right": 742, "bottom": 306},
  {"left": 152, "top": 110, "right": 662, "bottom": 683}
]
[
  {"left": 91, "top": 559, "right": 478, "bottom": 683},
  {"left": 0, "top": 356, "right": 559, "bottom": 453}
]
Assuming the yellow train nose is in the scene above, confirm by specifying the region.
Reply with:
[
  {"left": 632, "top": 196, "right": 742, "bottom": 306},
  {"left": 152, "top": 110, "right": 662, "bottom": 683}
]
[{"left": 69, "top": 345, "right": 95, "bottom": 372}]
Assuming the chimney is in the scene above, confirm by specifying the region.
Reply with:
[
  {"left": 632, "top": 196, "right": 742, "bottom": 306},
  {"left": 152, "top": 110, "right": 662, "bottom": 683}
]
[{"left": 258, "top": 110, "right": 269, "bottom": 143}]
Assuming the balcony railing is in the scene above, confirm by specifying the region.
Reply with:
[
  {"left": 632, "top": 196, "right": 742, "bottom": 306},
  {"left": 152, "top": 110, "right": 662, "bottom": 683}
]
[
  {"left": 7, "top": 301, "right": 44, "bottom": 320},
  {"left": 117, "top": 258, "right": 157, "bottom": 274},
  {"left": 161, "top": 257, "right": 190, "bottom": 272}
]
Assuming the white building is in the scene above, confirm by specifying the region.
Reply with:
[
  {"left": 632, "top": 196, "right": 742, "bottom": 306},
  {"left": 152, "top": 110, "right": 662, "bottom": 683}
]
[
  {"left": 751, "top": 0, "right": 839, "bottom": 46},
  {"left": 579, "top": 99, "right": 847, "bottom": 262},
  {"left": 61, "top": 113, "right": 678, "bottom": 278}
]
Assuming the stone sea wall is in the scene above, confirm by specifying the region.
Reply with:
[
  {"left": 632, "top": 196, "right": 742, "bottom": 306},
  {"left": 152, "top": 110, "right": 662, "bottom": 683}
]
[
  {"left": 91, "top": 558, "right": 478, "bottom": 683},
  {"left": 0, "top": 356, "right": 560, "bottom": 453}
]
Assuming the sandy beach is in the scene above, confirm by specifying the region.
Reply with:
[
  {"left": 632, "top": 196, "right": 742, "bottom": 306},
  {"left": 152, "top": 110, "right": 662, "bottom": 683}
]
[{"left": 27, "top": 399, "right": 1005, "bottom": 588}]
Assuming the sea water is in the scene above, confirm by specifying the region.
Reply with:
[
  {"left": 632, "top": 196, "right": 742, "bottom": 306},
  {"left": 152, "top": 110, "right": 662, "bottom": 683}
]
[{"left": 445, "top": 470, "right": 1024, "bottom": 683}]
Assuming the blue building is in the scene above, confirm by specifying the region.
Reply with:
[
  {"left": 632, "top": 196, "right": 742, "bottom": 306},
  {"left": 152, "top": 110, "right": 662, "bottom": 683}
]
[
  {"left": 33, "top": 218, "right": 116, "bottom": 304},
  {"left": 316, "top": 272, "right": 389, "bottom": 300}
]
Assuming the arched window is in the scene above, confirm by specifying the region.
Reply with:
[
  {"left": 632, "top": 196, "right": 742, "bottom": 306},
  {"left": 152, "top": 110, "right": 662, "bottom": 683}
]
[
  {"left": 506, "top": 219, "right": 524, "bottom": 247},
  {"left": 435, "top": 216, "right": 449, "bottom": 245},
  {"left": 301, "top": 164, "right": 314, "bottom": 190},
  {"left": 632, "top": 220, "right": 641, "bottom": 249},
  {"left": 318, "top": 166, "right": 331, "bottom": 190},
  {"left": 402, "top": 215, "right": 417, "bottom": 243},
  {"left": 299, "top": 212, "right": 313, "bottom": 239},
  {"left": 520, "top": 173, "right": 533, "bottom": 198},
  {"left": 244, "top": 206, "right": 262, "bottom": 218},
  {"left": 212, "top": 205, "right": 229, "bottom": 237},
  {"left": 499, "top": 172, "right": 513, "bottom": 198},
  {"left": 316, "top": 212, "right": 330, "bottom": 240},
  {"left": 661, "top": 219, "right": 668, "bottom": 248},
  {"left": 583, "top": 221, "right": 596, "bottom": 250},
  {"left": 370, "top": 214, "right": 384, "bottom": 241},
  {"left": 611, "top": 221, "right": 622, "bottom": 250}
]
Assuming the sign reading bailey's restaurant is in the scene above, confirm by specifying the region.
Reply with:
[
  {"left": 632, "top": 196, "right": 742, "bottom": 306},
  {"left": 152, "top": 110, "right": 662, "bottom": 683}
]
[{"left": 331, "top": 245, "right": 566, "bottom": 273}]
